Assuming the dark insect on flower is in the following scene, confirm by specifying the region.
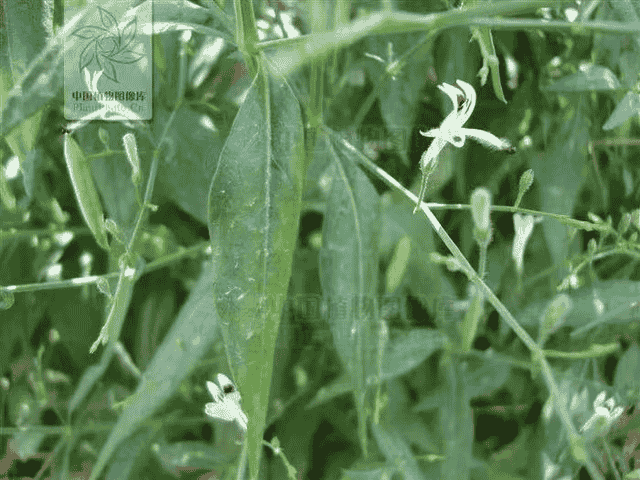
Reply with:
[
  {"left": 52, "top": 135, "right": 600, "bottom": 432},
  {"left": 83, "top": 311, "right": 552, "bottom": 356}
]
[{"left": 204, "top": 373, "right": 248, "bottom": 432}]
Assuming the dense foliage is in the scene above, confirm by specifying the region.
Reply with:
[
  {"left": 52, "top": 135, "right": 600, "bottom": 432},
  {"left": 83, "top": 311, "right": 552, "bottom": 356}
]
[{"left": 2, "top": 1, "right": 640, "bottom": 479}]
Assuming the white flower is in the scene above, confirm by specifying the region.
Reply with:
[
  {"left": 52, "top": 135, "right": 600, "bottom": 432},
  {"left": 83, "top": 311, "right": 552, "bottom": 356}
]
[
  {"left": 204, "top": 373, "right": 248, "bottom": 432},
  {"left": 580, "top": 391, "right": 624, "bottom": 435},
  {"left": 414, "top": 79, "right": 514, "bottom": 212}
]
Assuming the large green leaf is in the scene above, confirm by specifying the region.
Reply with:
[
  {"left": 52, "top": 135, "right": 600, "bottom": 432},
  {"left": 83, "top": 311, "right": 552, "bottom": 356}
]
[
  {"left": 319, "top": 131, "right": 381, "bottom": 456},
  {"left": 207, "top": 69, "right": 304, "bottom": 479}
]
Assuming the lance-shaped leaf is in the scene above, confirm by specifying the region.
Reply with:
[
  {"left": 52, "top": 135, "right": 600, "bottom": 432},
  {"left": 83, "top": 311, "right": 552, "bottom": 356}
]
[
  {"left": 63, "top": 134, "right": 109, "bottom": 250},
  {"left": 87, "top": 264, "right": 220, "bottom": 480},
  {"left": 207, "top": 69, "right": 304, "bottom": 479},
  {"left": 319, "top": 131, "right": 381, "bottom": 456}
]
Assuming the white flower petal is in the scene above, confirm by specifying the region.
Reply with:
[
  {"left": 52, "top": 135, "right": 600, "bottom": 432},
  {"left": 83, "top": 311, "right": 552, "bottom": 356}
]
[
  {"left": 206, "top": 380, "right": 223, "bottom": 401},
  {"left": 611, "top": 406, "right": 624, "bottom": 421},
  {"left": 461, "top": 128, "right": 512, "bottom": 151},
  {"left": 593, "top": 391, "right": 606, "bottom": 409},
  {"left": 438, "top": 82, "right": 462, "bottom": 110},
  {"left": 604, "top": 397, "right": 615, "bottom": 411},
  {"left": 419, "top": 128, "right": 439, "bottom": 138}
]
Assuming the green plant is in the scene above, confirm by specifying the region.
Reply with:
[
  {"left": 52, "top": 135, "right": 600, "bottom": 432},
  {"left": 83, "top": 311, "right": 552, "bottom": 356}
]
[{"left": 2, "top": 1, "right": 640, "bottom": 479}]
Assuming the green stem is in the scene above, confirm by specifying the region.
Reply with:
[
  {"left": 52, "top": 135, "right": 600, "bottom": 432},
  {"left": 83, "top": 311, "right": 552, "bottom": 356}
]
[{"left": 259, "top": 1, "right": 581, "bottom": 75}]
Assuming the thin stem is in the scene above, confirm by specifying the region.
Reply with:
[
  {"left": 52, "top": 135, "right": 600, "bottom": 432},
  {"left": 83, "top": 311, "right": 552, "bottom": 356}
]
[
  {"left": 328, "top": 127, "right": 604, "bottom": 480},
  {"left": 0, "top": 241, "right": 209, "bottom": 294},
  {"left": 260, "top": 1, "right": 640, "bottom": 77}
]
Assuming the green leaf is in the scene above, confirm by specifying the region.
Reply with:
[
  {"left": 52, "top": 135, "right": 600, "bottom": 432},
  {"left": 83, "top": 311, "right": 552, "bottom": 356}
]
[
  {"left": 105, "top": 426, "right": 159, "bottom": 480},
  {"left": 154, "top": 106, "right": 225, "bottom": 223},
  {"left": 517, "top": 280, "right": 640, "bottom": 333},
  {"left": 603, "top": 91, "right": 640, "bottom": 130},
  {"left": 371, "top": 423, "right": 426, "bottom": 480},
  {"left": 3, "top": 0, "right": 47, "bottom": 79},
  {"left": 151, "top": 440, "right": 235, "bottom": 474},
  {"left": 530, "top": 97, "right": 589, "bottom": 270},
  {"left": 384, "top": 201, "right": 446, "bottom": 316},
  {"left": 307, "top": 328, "right": 447, "bottom": 408},
  {"left": 363, "top": 33, "right": 432, "bottom": 161},
  {"left": 76, "top": 104, "right": 224, "bottom": 229},
  {"left": 320, "top": 131, "right": 381, "bottom": 456},
  {"left": 614, "top": 343, "right": 640, "bottom": 392},
  {"left": 544, "top": 65, "right": 621, "bottom": 92},
  {"left": 73, "top": 123, "right": 138, "bottom": 234},
  {"left": 46, "top": 289, "right": 102, "bottom": 368},
  {"left": 68, "top": 340, "right": 114, "bottom": 415},
  {"left": 4, "top": 110, "right": 44, "bottom": 175},
  {"left": 63, "top": 134, "right": 109, "bottom": 250},
  {"left": 440, "top": 361, "right": 473, "bottom": 480},
  {"left": 381, "top": 329, "right": 446, "bottom": 379},
  {"left": 207, "top": 69, "right": 304, "bottom": 479},
  {"left": 414, "top": 353, "right": 511, "bottom": 412},
  {"left": 341, "top": 466, "right": 393, "bottom": 480},
  {"left": 385, "top": 378, "right": 440, "bottom": 455},
  {"left": 87, "top": 263, "right": 220, "bottom": 480}
]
